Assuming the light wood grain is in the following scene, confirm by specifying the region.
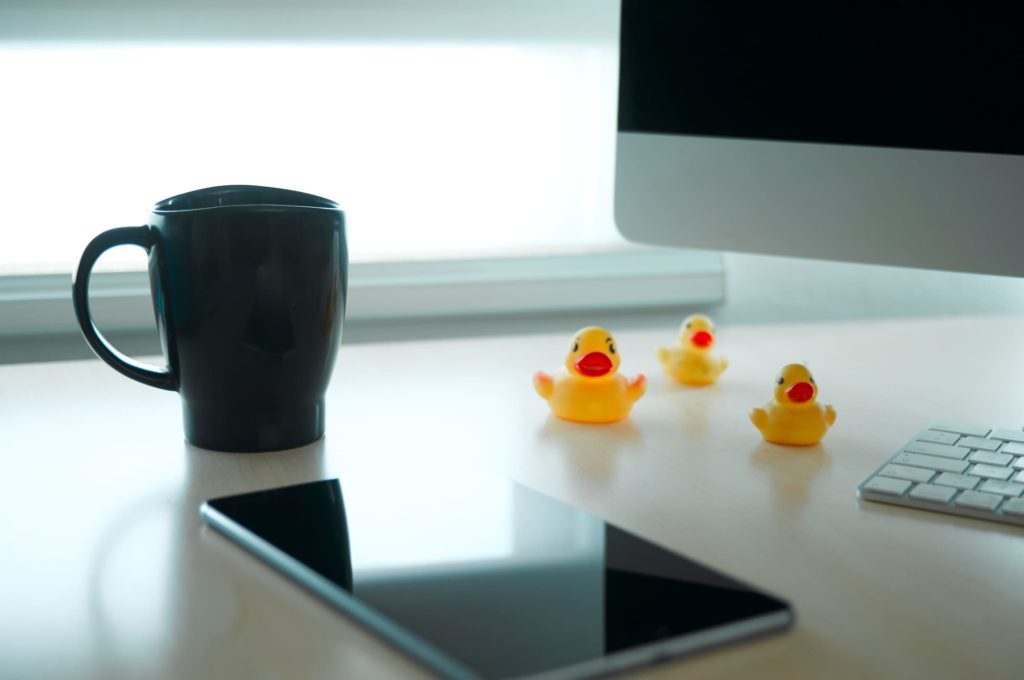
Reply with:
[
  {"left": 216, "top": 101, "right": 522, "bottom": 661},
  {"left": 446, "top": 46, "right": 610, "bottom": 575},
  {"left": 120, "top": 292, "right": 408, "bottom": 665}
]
[{"left": 2, "top": 315, "right": 1023, "bottom": 679}]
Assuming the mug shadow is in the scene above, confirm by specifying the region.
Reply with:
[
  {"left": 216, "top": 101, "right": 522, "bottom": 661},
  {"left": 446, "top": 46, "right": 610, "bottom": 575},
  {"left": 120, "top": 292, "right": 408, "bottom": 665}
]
[{"left": 86, "top": 440, "right": 327, "bottom": 677}]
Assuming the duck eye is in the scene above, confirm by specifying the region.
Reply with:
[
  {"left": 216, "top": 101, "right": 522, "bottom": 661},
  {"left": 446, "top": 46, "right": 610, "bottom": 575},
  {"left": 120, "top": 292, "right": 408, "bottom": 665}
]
[
  {"left": 686, "top": 323, "right": 692, "bottom": 329},
  {"left": 777, "top": 376, "right": 784, "bottom": 385},
  {"left": 572, "top": 342, "right": 579, "bottom": 352},
  {"left": 609, "top": 344, "right": 616, "bottom": 354},
  {"left": 810, "top": 376, "right": 815, "bottom": 384}
]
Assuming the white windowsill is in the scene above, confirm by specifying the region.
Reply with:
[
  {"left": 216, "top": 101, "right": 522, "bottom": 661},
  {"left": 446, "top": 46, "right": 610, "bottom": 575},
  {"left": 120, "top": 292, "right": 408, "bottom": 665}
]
[{"left": 0, "top": 249, "right": 724, "bottom": 340}]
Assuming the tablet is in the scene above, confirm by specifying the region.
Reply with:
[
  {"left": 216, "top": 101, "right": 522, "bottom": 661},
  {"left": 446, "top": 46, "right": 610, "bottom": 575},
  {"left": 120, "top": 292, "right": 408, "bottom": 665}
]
[{"left": 201, "top": 476, "right": 792, "bottom": 679}]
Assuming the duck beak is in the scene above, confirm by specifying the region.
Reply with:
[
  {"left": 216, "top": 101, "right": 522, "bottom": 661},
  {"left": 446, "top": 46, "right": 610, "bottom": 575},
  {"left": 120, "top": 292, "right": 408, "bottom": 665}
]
[
  {"left": 690, "top": 330, "right": 714, "bottom": 348},
  {"left": 786, "top": 382, "right": 814, "bottom": 403},
  {"left": 575, "top": 352, "right": 612, "bottom": 377}
]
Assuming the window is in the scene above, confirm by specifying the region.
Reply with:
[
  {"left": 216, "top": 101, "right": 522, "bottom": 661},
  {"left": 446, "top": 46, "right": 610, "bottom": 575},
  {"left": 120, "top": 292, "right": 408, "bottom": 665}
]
[
  {"left": 0, "top": 3, "right": 723, "bottom": 341},
  {"left": 1, "top": 41, "right": 626, "bottom": 273}
]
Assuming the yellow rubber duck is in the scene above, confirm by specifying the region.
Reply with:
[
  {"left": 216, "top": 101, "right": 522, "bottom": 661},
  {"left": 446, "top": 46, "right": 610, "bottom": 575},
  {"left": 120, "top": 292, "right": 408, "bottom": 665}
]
[
  {"left": 750, "top": 363, "right": 836, "bottom": 446},
  {"left": 534, "top": 327, "right": 646, "bottom": 423},
  {"left": 657, "top": 314, "right": 728, "bottom": 386}
]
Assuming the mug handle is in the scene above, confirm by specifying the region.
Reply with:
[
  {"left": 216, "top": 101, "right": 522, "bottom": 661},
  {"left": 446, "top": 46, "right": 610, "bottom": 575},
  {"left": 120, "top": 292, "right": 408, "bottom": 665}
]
[{"left": 72, "top": 226, "right": 179, "bottom": 391}]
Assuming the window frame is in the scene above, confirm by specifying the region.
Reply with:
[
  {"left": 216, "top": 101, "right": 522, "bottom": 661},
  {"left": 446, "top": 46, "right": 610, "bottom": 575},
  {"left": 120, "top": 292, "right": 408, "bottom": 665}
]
[{"left": 0, "top": 249, "right": 724, "bottom": 343}]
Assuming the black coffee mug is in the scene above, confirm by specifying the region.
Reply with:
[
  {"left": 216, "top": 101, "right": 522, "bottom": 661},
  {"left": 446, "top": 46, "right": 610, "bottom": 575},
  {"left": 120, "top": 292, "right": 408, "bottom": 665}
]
[{"left": 72, "top": 186, "right": 347, "bottom": 452}]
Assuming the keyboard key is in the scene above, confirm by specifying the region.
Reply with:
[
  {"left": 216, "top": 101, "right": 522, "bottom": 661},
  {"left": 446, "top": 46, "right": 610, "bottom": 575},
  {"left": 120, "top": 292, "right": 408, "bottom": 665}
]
[
  {"left": 968, "top": 451, "right": 1014, "bottom": 466},
  {"left": 931, "top": 423, "right": 990, "bottom": 437},
  {"left": 904, "top": 441, "right": 968, "bottom": 459},
  {"left": 968, "top": 464, "right": 1014, "bottom": 480},
  {"left": 916, "top": 429, "right": 960, "bottom": 445},
  {"left": 955, "top": 490, "right": 1003, "bottom": 511},
  {"left": 956, "top": 436, "right": 1002, "bottom": 451},
  {"left": 1002, "top": 442, "right": 1024, "bottom": 456},
  {"left": 978, "top": 480, "right": 1024, "bottom": 497},
  {"left": 908, "top": 484, "right": 956, "bottom": 504},
  {"left": 933, "top": 472, "right": 979, "bottom": 490},
  {"left": 988, "top": 428, "right": 1024, "bottom": 444},
  {"left": 863, "top": 476, "right": 912, "bottom": 496},
  {"left": 1015, "top": 470, "right": 1024, "bottom": 483},
  {"left": 1013, "top": 457, "right": 1024, "bottom": 470},
  {"left": 879, "top": 464, "right": 934, "bottom": 484},
  {"left": 893, "top": 452, "right": 970, "bottom": 474},
  {"left": 1002, "top": 498, "right": 1024, "bottom": 516}
]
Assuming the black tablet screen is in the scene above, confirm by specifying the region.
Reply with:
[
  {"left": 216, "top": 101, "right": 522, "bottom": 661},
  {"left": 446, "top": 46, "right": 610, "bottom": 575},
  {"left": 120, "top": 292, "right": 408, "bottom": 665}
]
[{"left": 206, "top": 476, "right": 790, "bottom": 678}]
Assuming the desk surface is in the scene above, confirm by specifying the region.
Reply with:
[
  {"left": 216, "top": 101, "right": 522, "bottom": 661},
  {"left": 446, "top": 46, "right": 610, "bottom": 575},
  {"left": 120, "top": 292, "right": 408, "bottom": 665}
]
[{"left": 3, "top": 315, "right": 1024, "bottom": 679}]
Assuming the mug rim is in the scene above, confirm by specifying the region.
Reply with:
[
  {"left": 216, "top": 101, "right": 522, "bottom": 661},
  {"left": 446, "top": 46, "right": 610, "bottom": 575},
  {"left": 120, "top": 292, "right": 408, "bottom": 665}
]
[{"left": 153, "top": 185, "right": 341, "bottom": 214}]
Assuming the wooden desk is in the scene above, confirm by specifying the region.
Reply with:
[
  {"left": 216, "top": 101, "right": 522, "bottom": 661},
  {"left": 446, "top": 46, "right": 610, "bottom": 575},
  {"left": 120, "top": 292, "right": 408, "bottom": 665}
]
[{"left": 3, "top": 315, "right": 1023, "bottom": 679}]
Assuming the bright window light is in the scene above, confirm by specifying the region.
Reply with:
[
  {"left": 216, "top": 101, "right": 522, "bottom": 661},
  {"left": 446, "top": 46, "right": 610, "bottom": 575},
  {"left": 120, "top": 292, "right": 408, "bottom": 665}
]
[
  {"left": 0, "top": 42, "right": 622, "bottom": 274},
  {"left": 344, "top": 469, "right": 515, "bottom": 572}
]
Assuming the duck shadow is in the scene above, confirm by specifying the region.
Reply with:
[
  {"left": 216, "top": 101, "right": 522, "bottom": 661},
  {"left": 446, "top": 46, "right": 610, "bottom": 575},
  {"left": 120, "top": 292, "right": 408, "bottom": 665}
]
[
  {"left": 750, "top": 440, "right": 832, "bottom": 512},
  {"left": 658, "top": 380, "right": 723, "bottom": 437},
  {"left": 536, "top": 416, "right": 645, "bottom": 490}
]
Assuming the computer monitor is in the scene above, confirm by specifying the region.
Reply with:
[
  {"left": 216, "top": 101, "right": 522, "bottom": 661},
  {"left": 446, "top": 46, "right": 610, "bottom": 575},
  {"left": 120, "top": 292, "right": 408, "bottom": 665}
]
[{"left": 615, "top": 2, "right": 1024, "bottom": 277}]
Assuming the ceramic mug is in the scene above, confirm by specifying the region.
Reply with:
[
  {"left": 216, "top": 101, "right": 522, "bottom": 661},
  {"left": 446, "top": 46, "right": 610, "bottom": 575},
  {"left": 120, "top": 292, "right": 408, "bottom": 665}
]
[{"left": 72, "top": 185, "right": 347, "bottom": 452}]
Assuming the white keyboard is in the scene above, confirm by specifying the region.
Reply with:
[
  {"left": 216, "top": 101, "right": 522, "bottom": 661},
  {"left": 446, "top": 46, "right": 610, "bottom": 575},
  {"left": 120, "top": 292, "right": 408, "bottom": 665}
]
[{"left": 858, "top": 423, "right": 1024, "bottom": 526}]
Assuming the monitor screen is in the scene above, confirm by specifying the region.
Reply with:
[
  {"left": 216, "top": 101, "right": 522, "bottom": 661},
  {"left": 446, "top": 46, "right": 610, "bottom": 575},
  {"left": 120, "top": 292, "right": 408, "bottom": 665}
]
[{"left": 619, "top": 2, "right": 1023, "bottom": 155}]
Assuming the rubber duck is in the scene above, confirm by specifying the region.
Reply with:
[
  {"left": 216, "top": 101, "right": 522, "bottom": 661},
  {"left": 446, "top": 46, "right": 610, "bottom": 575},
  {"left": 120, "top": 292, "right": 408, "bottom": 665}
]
[
  {"left": 657, "top": 314, "right": 728, "bottom": 386},
  {"left": 534, "top": 327, "right": 646, "bottom": 423},
  {"left": 750, "top": 363, "right": 836, "bottom": 445}
]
